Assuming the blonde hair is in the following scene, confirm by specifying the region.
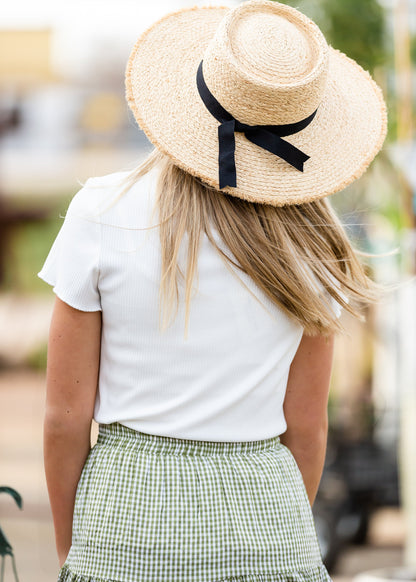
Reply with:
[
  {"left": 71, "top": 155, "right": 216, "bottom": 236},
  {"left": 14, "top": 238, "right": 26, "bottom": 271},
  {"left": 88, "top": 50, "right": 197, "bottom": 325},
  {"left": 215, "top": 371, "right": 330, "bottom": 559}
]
[{"left": 121, "top": 149, "right": 377, "bottom": 337}]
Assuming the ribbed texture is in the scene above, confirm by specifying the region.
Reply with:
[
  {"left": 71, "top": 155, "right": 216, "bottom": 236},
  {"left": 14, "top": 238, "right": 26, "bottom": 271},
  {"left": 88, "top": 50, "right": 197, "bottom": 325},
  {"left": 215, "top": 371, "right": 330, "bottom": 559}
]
[
  {"left": 38, "top": 170, "right": 308, "bottom": 442},
  {"left": 57, "top": 423, "right": 331, "bottom": 582},
  {"left": 38, "top": 171, "right": 344, "bottom": 442}
]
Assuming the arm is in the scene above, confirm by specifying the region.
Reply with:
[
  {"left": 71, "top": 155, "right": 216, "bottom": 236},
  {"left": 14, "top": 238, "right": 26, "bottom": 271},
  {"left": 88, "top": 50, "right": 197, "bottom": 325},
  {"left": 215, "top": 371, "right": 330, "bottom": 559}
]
[
  {"left": 280, "top": 332, "right": 334, "bottom": 506},
  {"left": 44, "top": 297, "right": 101, "bottom": 567}
]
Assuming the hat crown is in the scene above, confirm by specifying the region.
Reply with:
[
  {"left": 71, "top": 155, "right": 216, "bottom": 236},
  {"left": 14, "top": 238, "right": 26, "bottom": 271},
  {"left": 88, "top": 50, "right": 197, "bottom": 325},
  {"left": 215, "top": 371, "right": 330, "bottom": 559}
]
[{"left": 202, "top": 0, "right": 329, "bottom": 125}]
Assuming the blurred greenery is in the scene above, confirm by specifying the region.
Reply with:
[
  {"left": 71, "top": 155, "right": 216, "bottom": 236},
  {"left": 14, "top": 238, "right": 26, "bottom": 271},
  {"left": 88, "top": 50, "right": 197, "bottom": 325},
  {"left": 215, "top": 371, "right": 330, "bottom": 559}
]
[
  {"left": 274, "top": 0, "right": 410, "bottom": 273},
  {"left": 26, "top": 341, "right": 48, "bottom": 371},
  {"left": 275, "top": 0, "right": 387, "bottom": 73},
  {"left": 271, "top": 0, "right": 399, "bottom": 143},
  {"left": 411, "top": 34, "right": 416, "bottom": 64},
  {"left": 319, "top": 0, "right": 386, "bottom": 73},
  {"left": 2, "top": 196, "right": 71, "bottom": 294}
]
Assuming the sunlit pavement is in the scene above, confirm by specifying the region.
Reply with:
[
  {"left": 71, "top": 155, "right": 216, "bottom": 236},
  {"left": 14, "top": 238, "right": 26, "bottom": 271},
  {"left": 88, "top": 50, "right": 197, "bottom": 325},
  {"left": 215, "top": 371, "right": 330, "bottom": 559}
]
[{"left": 0, "top": 370, "right": 405, "bottom": 582}]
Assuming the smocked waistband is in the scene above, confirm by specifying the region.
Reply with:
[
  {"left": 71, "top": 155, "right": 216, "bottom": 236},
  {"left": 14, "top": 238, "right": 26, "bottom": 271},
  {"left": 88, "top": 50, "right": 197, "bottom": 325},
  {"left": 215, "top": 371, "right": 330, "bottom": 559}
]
[{"left": 97, "top": 423, "right": 280, "bottom": 456}]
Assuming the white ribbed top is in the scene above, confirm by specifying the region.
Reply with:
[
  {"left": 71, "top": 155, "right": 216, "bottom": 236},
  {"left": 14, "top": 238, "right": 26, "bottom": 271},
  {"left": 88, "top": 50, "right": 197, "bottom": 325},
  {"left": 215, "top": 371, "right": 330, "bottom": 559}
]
[{"left": 38, "top": 168, "right": 340, "bottom": 442}]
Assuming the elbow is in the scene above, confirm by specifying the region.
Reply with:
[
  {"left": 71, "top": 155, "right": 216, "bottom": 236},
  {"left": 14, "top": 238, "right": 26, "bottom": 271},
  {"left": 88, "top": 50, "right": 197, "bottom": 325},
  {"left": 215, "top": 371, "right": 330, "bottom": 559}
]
[
  {"left": 308, "top": 412, "right": 328, "bottom": 440},
  {"left": 44, "top": 407, "right": 92, "bottom": 437},
  {"left": 44, "top": 411, "right": 92, "bottom": 455},
  {"left": 282, "top": 412, "right": 328, "bottom": 449}
]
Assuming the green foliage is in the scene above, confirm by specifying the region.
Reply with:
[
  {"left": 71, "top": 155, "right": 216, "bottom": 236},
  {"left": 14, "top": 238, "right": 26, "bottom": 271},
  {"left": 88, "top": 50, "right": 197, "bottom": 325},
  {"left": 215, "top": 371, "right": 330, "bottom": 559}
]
[
  {"left": 0, "top": 487, "right": 22, "bottom": 581},
  {"left": 0, "top": 489, "right": 22, "bottom": 511},
  {"left": 25, "top": 341, "right": 48, "bottom": 372},
  {"left": 2, "top": 196, "right": 71, "bottom": 294},
  {"left": 273, "top": 0, "right": 387, "bottom": 73},
  {"left": 320, "top": 0, "right": 386, "bottom": 72},
  {"left": 273, "top": 0, "right": 322, "bottom": 22},
  {"left": 411, "top": 35, "right": 416, "bottom": 64}
]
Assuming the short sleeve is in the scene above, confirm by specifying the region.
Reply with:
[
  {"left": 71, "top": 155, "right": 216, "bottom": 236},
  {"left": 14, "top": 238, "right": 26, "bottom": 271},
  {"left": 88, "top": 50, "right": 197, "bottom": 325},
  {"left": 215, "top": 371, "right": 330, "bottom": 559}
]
[
  {"left": 38, "top": 179, "right": 102, "bottom": 311},
  {"left": 328, "top": 294, "right": 343, "bottom": 319},
  {"left": 323, "top": 274, "right": 349, "bottom": 320},
  {"left": 300, "top": 260, "right": 346, "bottom": 320}
]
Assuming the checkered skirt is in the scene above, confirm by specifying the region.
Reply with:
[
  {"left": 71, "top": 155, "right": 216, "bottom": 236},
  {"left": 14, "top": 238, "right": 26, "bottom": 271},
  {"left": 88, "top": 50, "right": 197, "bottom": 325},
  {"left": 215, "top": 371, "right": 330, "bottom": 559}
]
[{"left": 58, "top": 423, "right": 331, "bottom": 582}]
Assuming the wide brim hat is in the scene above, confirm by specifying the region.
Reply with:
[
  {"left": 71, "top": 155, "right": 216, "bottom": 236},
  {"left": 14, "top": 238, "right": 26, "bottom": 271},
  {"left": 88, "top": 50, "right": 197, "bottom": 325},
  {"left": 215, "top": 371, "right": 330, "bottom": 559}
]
[{"left": 126, "top": 0, "right": 387, "bottom": 207}]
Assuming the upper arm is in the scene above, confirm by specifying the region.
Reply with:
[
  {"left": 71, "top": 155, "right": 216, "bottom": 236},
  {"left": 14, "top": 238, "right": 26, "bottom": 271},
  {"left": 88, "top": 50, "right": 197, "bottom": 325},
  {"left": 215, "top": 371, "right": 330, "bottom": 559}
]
[
  {"left": 45, "top": 297, "right": 102, "bottom": 424},
  {"left": 283, "top": 333, "right": 334, "bottom": 433}
]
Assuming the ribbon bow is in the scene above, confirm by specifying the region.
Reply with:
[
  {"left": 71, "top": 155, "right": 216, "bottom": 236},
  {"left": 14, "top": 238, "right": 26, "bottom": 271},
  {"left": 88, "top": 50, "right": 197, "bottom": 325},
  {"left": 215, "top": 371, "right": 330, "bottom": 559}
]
[{"left": 196, "top": 61, "right": 317, "bottom": 190}]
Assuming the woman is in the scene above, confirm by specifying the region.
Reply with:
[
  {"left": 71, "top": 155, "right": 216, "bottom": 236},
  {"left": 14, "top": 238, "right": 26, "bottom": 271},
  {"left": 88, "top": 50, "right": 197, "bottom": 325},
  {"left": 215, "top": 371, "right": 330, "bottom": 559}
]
[{"left": 39, "top": 1, "right": 387, "bottom": 581}]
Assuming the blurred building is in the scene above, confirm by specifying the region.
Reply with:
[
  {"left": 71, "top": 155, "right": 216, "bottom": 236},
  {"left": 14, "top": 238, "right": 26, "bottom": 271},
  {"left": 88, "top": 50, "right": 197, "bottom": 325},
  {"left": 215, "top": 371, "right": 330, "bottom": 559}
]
[{"left": 0, "top": 0, "right": 239, "bottom": 196}]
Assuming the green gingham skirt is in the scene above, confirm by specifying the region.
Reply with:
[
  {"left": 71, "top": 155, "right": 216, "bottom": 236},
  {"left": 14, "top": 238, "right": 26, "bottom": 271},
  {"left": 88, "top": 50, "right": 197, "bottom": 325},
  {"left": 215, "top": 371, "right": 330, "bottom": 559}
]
[{"left": 58, "top": 423, "right": 331, "bottom": 582}]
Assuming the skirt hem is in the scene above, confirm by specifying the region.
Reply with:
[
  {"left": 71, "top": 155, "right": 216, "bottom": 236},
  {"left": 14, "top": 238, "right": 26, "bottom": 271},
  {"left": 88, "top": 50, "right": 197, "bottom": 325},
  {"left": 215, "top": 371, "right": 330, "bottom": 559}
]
[{"left": 58, "top": 562, "right": 332, "bottom": 582}]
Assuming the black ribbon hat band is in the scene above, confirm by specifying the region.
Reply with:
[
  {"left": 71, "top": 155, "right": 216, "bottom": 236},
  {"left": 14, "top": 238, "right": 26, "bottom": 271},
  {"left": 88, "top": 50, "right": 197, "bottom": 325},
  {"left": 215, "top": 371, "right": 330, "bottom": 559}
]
[{"left": 196, "top": 61, "right": 317, "bottom": 190}]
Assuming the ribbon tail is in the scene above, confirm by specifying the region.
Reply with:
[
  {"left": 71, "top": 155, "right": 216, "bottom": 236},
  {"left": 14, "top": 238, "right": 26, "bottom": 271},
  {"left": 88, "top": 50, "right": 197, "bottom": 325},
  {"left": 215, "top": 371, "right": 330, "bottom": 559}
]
[
  {"left": 218, "top": 120, "right": 237, "bottom": 189},
  {"left": 245, "top": 128, "right": 310, "bottom": 172}
]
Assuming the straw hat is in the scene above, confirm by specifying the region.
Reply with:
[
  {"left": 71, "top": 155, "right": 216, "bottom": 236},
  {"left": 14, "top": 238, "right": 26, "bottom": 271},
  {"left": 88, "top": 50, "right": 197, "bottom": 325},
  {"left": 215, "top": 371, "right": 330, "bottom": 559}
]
[{"left": 126, "top": 0, "right": 387, "bottom": 206}]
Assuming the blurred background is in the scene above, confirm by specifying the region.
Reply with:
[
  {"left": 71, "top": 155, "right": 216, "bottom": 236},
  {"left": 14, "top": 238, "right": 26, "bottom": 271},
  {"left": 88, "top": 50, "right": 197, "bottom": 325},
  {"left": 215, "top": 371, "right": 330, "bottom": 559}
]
[{"left": 0, "top": 0, "right": 415, "bottom": 580}]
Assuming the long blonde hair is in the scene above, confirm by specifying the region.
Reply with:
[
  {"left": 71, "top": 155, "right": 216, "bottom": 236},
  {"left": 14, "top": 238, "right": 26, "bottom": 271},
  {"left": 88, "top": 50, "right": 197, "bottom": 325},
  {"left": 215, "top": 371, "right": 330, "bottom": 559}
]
[{"left": 120, "top": 149, "right": 377, "bottom": 337}]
